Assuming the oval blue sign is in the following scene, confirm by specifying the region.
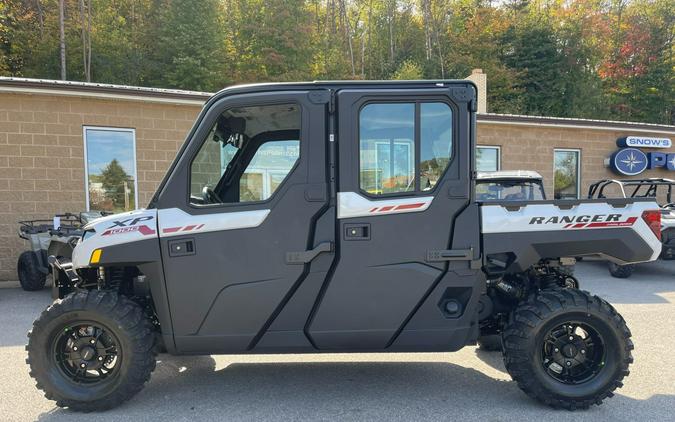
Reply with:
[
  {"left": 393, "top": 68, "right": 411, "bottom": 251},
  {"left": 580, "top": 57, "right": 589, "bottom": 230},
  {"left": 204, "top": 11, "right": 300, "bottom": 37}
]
[
  {"left": 611, "top": 148, "right": 649, "bottom": 176},
  {"left": 617, "top": 136, "right": 672, "bottom": 149}
]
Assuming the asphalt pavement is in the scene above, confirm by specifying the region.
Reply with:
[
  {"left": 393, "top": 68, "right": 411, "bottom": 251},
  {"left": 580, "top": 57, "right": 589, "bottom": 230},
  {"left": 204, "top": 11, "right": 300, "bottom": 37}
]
[{"left": 1, "top": 260, "right": 673, "bottom": 421}]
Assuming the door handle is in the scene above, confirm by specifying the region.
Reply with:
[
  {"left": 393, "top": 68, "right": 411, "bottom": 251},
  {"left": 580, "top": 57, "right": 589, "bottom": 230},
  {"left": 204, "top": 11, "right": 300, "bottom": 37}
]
[
  {"left": 344, "top": 223, "right": 370, "bottom": 240},
  {"left": 286, "top": 241, "right": 333, "bottom": 265},
  {"left": 168, "top": 238, "right": 195, "bottom": 257}
]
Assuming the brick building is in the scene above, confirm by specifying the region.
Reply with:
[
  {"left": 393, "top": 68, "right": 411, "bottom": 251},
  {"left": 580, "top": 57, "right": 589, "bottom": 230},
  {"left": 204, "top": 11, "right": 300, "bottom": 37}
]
[{"left": 0, "top": 77, "right": 673, "bottom": 281}]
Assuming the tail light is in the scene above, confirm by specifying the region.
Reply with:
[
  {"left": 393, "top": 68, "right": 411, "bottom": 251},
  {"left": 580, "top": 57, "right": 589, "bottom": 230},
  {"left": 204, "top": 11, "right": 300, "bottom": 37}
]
[{"left": 641, "top": 210, "right": 661, "bottom": 241}]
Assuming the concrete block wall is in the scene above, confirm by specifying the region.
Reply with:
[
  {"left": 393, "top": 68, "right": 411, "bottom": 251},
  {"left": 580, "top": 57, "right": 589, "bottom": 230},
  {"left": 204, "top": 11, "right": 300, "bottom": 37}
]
[
  {"left": 477, "top": 123, "right": 675, "bottom": 199},
  {"left": 0, "top": 92, "right": 200, "bottom": 281}
]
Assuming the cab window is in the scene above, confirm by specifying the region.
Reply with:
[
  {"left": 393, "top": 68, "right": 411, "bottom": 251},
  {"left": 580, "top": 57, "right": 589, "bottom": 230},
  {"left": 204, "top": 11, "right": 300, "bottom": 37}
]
[
  {"left": 189, "top": 104, "right": 300, "bottom": 205},
  {"left": 359, "top": 102, "right": 452, "bottom": 195}
]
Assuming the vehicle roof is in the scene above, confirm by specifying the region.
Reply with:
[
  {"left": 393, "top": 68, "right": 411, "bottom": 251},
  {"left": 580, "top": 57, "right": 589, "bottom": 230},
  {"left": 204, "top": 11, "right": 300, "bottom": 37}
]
[
  {"left": 208, "top": 80, "right": 477, "bottom": 102},
  {"left": 476, "top": 170, "right": 543, "bottom": 181}
]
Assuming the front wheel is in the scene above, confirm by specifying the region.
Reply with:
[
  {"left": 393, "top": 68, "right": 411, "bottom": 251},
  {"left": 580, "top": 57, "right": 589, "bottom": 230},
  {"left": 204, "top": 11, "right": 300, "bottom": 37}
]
[
  {"left": 18, "top": 251, "right": 47, "bottom": 291},
  {"left": 503, "top": 289, "right": 633, "bottom": 410},
  {"left": 608, "top": 262, "right": 635, "bottom": 278},
  {"left": 26, "top": 290, "right": 157, "bottom": 411}
]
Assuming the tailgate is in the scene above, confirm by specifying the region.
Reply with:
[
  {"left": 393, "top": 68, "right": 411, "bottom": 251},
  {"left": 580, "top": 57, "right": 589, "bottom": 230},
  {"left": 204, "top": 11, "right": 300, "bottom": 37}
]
[{"left": 480, "top": 199, "right": 662, "bottom": 272}]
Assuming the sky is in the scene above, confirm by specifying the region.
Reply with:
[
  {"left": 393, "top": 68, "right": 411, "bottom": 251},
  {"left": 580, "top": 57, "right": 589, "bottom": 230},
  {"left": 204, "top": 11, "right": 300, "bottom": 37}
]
[{"left": 85, "top": 129, "right": 136, "bottom": 177}]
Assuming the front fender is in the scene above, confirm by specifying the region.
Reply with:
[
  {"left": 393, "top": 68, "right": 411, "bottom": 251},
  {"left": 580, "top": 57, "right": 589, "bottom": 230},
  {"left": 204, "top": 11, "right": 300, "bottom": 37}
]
[{"left": 72, "top": 209, "right": 159, "bottom": 269}]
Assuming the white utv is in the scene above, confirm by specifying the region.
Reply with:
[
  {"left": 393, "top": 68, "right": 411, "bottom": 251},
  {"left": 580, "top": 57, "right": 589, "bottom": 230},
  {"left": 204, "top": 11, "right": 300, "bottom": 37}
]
[
  {"left": 588, "top": 178, "right": 674, "bottom": 277},
  {"left": 28, "top": 81, "right": 662, "bottom": 411}
]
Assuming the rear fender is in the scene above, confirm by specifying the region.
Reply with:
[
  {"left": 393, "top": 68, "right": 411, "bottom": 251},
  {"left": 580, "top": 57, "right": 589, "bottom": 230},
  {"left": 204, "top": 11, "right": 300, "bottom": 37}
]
[{"left": 481, "top": 201, "right": 662, "bottom": 272}]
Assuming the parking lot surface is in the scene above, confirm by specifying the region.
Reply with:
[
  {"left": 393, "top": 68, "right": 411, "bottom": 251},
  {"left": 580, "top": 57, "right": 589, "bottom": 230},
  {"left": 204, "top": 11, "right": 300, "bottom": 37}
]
[{"left": 1, "top": 260, "right": 673, "bottom": 421}]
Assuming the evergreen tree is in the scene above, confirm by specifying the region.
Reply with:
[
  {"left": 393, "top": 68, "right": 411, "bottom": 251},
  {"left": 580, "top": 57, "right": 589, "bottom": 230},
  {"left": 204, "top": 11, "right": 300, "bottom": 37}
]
[
  {"left": 150, "top": 0, "right": 225, "bottom": 91},
  {"left": 100, "top": 159, "right": 134, "bottom": 210}
]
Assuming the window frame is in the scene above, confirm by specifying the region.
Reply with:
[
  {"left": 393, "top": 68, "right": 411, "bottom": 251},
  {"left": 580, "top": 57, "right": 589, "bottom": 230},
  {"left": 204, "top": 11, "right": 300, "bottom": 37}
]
[
  {"left": 356, "top": 99, "right": 456, "bottom": 199},
  {"left": 553, "top": 148, "right": 582, "bottom": 200},
  {"left": 82, "top": 126, "right": 138, "bottom": 212},
  {"left": 476, "top": 145, "right": 501, "bottom": 172},
  {"left": 186, "top": 101, "right": 303, "bottom": 209}
]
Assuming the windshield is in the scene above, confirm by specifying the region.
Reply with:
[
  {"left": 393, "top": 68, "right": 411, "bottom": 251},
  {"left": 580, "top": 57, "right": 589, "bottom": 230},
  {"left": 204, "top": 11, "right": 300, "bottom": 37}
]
[{"left": 476, "top": 180, "right": 546, "bottom": 201}]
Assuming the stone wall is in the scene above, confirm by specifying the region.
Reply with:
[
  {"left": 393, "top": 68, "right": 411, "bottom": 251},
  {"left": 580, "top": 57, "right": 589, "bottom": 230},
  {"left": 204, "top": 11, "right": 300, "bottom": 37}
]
[
  {"left": 476, "top": 123, "right": 675, "bottom": 198},
  {"left": 0, "top": 92, "right": 200, "bottom": 280}
]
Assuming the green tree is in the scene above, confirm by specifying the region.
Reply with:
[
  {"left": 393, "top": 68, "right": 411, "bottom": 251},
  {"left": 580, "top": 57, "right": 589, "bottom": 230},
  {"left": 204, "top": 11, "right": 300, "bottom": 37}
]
[
  {"left": 392, "top": 59, "right": 423, "bottom": 79},
  {"left": 0, "top": 0, "right": 672, "bottom": 124},
  {"left": 148, "top": 0, "right": 226, "bottom": 91},
  {"left": 501, "top": 20, "right": 566, "bottom": 116},
  {"left": 100, "top": 159, "right": 134, "bottom": 210}
]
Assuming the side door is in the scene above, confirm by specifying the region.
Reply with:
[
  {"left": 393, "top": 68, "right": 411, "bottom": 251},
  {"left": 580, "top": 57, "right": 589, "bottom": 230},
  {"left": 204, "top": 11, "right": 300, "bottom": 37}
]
[
  {"left": 308, "top": 85, "right": 479, "bottom": 350},
  {"left": 155, "top": 90, "right": 332, "bottom": 353}
]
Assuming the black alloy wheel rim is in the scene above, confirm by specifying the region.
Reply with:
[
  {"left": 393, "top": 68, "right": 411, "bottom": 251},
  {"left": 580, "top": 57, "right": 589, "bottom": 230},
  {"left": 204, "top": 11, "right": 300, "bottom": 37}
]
[
  {"left": 541, "top": 321, "right": 606, "bottom": 385},
  {"left": 52, "top": 321, "right": 122, "bottom": 384}
]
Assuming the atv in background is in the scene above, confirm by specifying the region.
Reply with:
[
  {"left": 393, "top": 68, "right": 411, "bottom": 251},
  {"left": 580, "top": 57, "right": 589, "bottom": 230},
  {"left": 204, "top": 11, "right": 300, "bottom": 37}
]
[
  {"left": 588, "top": 178, "right": 675, "bottom": 278},
  {"left": 17, "top": 212, "right": 108, "bottom": 291}
]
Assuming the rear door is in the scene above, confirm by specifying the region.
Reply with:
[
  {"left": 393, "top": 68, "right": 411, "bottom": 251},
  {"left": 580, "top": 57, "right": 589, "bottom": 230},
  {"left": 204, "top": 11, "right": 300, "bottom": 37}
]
[
  {"left": 156, "top": 89, "right": 332, "bottom": 353},
  {"left": 308, "top": 85, "right": 477, "bottom": 350}
]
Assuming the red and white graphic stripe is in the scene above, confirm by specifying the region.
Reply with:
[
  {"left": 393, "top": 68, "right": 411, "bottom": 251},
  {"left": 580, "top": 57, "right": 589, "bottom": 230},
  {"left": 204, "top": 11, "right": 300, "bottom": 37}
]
[
  {"left": 158, "top": 208, "right": 270, "bottom": 237},
  {"left": 162, "top": 223, "right": 205, "bottom": 234},
  {"left": 563, "top": 217, "right": 637, "bottom": 229},
  {"left": 338, "top": 192, "right": 433, "bottom": 219},
  {"left": 368, "top": 202, "right": 426, "bottom": 214},
  {"left": 102, "top": 225, "right": 156, "bottom": 236}
]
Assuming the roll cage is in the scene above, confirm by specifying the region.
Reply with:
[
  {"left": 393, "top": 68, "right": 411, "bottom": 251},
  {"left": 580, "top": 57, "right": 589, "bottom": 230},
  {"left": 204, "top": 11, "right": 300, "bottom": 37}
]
[{"left": 588, "top": 178, "right": 674, "bottom": 204}]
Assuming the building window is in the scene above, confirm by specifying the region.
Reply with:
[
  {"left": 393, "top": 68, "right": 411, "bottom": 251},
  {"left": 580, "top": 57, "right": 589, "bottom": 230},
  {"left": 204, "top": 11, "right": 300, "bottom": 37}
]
[
  {"left": 83, "top": 127, "right": 137, "bottom": 212},
  {"left": 476, "top": 146, "right": 500, "bottom": 172},
  {"left": 554, "top": 149, "right": 581, "bottom": 199},
  {"left": 359, "top": 102, "right": 453, "bottom": 195}
]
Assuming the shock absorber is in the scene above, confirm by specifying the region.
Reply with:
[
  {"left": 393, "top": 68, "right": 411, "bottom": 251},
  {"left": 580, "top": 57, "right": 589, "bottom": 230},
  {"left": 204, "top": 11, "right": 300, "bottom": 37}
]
[
  {"left": 97, "top": 267, "right": 105, "bottom": 290},
  {"left": 490, "top": 277, "right": 525, "bottom": 300},
  {"left": 539, "top": 271, "right": 560, "bottom": 290}
]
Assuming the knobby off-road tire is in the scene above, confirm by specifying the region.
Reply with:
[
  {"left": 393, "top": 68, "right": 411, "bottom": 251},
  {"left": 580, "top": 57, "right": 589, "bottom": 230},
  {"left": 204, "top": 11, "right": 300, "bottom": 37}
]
[
  {"left": 26, "top": 290, "right": 157, "bottom": 412},
  {"left": 608, "top": 262, "right": 635, "bottom": 279},
  {"left": 477, "top": 334, "right": 502, "bottom": 352},
  {"left": 18, "top": 251, "right": 47, "bottom": 291},
  {"left": 503, "top": 289, "right": 633, "bottom": 410}
]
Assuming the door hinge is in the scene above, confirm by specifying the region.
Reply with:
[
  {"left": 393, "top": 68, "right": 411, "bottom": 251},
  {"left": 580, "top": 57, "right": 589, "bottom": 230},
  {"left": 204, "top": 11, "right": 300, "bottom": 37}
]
[{"left": 328, "top": 89, "right": 336, "bottom": 114}]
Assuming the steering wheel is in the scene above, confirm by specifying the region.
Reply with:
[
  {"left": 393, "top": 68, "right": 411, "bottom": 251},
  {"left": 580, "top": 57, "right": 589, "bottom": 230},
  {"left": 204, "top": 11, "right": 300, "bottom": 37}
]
[{"left": 202, "top": 186, "right": 222, "bottom": 204}]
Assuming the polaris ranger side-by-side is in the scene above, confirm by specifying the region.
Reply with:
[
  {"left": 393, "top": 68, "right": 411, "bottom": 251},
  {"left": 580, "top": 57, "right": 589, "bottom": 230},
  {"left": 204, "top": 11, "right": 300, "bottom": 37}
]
[{"left": 28, "top": 81, "right": 662, "bottom": 411}]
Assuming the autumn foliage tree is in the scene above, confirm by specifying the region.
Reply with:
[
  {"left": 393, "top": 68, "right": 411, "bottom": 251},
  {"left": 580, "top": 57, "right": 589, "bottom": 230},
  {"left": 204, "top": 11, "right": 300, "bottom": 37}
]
[{"left": 0, "top": 0, "right": 672, "bottom": 124}]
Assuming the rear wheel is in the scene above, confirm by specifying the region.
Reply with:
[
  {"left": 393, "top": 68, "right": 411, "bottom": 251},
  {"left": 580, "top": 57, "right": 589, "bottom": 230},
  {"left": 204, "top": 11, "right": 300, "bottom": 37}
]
[
  {"left": 503, "top": 289, "right": 633, "bottom": 410},
  {"left": 608, "top": 262, "right": 634, "bottom": 279},
  {"left": 18, "top": 251, "right": 47, "bottom": 291},
  {"left": 26, "top": 290, "right": 157, "bottom": 411}
]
